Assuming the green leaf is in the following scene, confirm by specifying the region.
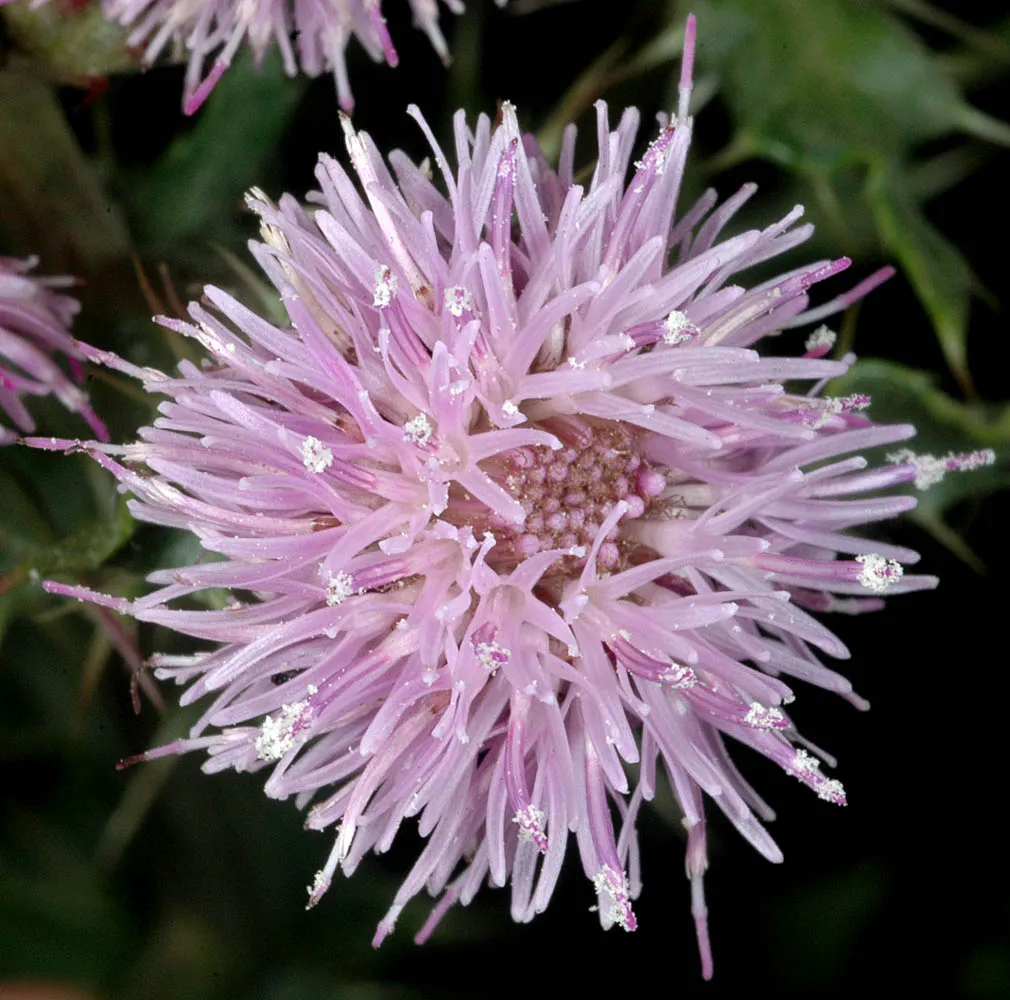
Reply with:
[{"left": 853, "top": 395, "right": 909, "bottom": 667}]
[
  {"left": 128, "top": 48, "right": 307, "bottom": 250},
  {"left": 864, "top": 163, "right": 976, "bottom": 393},
  {"left": 881, "top": 0, "right": 1010, "bottom": 68},
  {"left": 679, "top": 0, "right": 1009, "bottom": 387},
  {"left": 0, "top": 452, "right": 136, "bottom": 620},
  {"left": 683, "top": 0, "right": 973, "bottom": 168},
  {"left": 27, "top": 492, "right": 136, "bottom": 577},
  {"left": 0, "top": 466, "right": 57, "bottom": 568},
  {"left": 830, "top": 359, "right": 1010, "bottom": 566}
]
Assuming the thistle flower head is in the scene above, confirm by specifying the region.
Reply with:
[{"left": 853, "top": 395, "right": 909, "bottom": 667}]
[
  {"left": 0, "top": 256, "right": 107, "bottom": 445},
  {"left": 96, "top": 0, "right": 469, "bottom": 113},
  {"left": 35, "top": 17, "right": 992, "bottom": 976}
]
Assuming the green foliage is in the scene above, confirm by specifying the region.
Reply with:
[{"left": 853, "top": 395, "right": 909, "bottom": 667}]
[
  {"left": 686, "top": 0, "right": 969, "bottom": 163},
  {"left": 865, "top": 164, "right": 976, "bottom": 390},
  {"left": 127, "top": 49, "right": 307, "bottom": 250},
  {"left": 680, "top": 0, "right": 1010, "bottom": 390}
]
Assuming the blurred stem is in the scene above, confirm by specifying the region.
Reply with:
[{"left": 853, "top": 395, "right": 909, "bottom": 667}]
[
  {"left": 94, "top": 711, "right": 194, "bottom": 872},
  {"left": 446, "top": 0, "right": 484, "bottom": 121},
  {"left": 835, "top": 300, "right": 861, "bottom": 359},
  {"left": 71, "top": 625, "right": 114, "bottom": 739},
  {"left": 536, "top": 38, "right": 630, "bottom": 159},
  {"left": 699, "top": 130, "right": 761, "bottom": 177},
  {"left": 954, "top": 104, "right": 1010, "bottom": 147},
  {"left": 92, "top": 94, "right": 117, "bottom": 185},
  {"left": 89, "top": 367, "right": 159, "bottom": 407},
  {"left": 94, "top": 753, "right": 179, "bottom": 872},
  {"left": 908, "top": 143, "right": 989, "bottom": 201},
  {"left": 808, "top": 169, "right": 846, "bottom": 241},
  {"left": 880, "top": 0, "right": 1010, "bottom": 64},
  {"left": 535, "top": 16, "right": 691, "bottom": 160},
  {"left": 909, "top": 509, "right": 985, "bottom": 572}
]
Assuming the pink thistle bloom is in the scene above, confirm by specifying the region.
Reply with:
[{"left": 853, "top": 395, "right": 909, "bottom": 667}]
[
  {"left": 100, "top": 0, "right": 471, "bottom": 114},
  {"left": 0, "top": 256, "right": 107, "bottom": 445},
  {"left": 0, "top": 0, "right": 477, "bottom": 112},
  {"left": 32, "top": 16, "right": 991, "bottom": 975}
]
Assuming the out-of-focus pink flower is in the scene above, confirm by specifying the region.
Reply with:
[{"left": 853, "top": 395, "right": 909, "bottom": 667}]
[
  {"left": 35, "top": 16, "right": 993, "bottom": 976},
  {"left": 102, "top": 0, "right": 472, "bottom": 113},
  {"left": 0, "top": 0, "right": 479, "bottom": 112},
  {"left": 0, "top": 256, "right": 106, "bottom": 445}
]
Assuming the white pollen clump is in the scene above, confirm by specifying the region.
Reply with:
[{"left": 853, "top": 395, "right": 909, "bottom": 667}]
[
  {"left": 592, "top": 865, "right": 637, "bottom": 931},
  {"left": 513, "top": 805, "right": 548, "bottom": 852},
  {"left": 663, "top": 662, "right": 697, "bottom": 688},
  {"left": 801, "top": 394, "right": 871, "bottom": 428},
  {"left": 255, "top": 686, "right": 318, "bottom": 761},
  {"left": 787, "top": 748, "right": 846, "bottom": 804},
  {"left": 745, "top": 702, "right": 786, "bottom": 729},
  {"left": 373, "top": 266, "right": 398, "bottom": 308},
  {"left": 887, "top": 447, "right": 996, "bottom": 490},
  {"left": 663, "top": 310, "right": 697, "bottom": 345},
  {"left": 474, "top": 639, "right": 510, "bottom": 673},
  {"left": 300, "top": 436, "right": 333, "bottom": 474},
  {"left": 805, "top": 325, "right": 836, "bottom": 353},
  {"left": 824, "top": 393, "right": 870, "bottom": 414},
  {"left": 502, "top": 399, "right": 519, "bottom": 416},
  {"left": 305, "top": 869, "right": 327, "bottom": 908},
  {"left": 817, "top": 777, "right": 846, "bottom": 803},
  {"left": 325, "top": 571, "right": 354, "bottom": 606},
  {"left": 855, "top": 553, "right": 903, "bottom": 594},
  {"left": 443, "top": 285, "right": 473, "bottom": 317},
  {"left": 790, "top": 748, "right": 818, "bottom": 776},
  {"left": 403, "top": 413, "right": 433, "bottom": 446}
]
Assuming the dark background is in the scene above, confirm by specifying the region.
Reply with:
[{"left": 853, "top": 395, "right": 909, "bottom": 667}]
[{"left": 1, "top": 0, "right": 1008, "bottom": 996}]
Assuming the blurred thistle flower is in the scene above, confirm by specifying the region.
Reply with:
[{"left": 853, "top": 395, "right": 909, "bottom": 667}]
[
  {"left": 0, "top": 256, "right": 107, "bottom": 445},
  {"left": 33, "top": 15, "right": 995, "bottom": 976},
  {"left": 0, "top": 0, "right": 483, "bottom": 113}
]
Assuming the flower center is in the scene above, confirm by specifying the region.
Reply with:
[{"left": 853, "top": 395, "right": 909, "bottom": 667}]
[{"left": 488, "top": 418, "right": 666, "bottom": 570}]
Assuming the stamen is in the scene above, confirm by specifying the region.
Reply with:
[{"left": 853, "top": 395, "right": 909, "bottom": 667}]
[
  {"left": 513, "top": 804, "right": 548, "bottom": 853},
  {"left": 593, "top": 864, "right": 638, "bottom": 931},
  {"left": 855, "top": 553, "right": 903, "bottom": 594},
  {"left": 444, "top": 285, "right": 473, "bottom": 317},
  {"left": 804, "top": 325, "right": 836, "bottom": 357},
  {"left": 744, "top": 702, "right": 787, "bottom": 729},
  {"left": 663, "top": 310, "right": 699, "bottom": 345},
  {"left": 403, "top": 414, "right": 434, "bottom": 446},
  {"left": 255, "top": 686, "right": 318, "bottom": 761},
  {"left": 373, "top": 265, "right": 398, "bottom": 308},
  {"left": 301, "top": 436, "right": 334, "bottom": 473},
  {"left": 786, "top": 749, "right": 846, "bottom": 805},
  {"left": 887, "top": 447, "right": 996, "bottom": 490},
  {"left": 325, "top": 571, "right": 354, "bottom": 606},
  {"left": 471, "top": 625, "right": 510, "bottom": 674}
]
